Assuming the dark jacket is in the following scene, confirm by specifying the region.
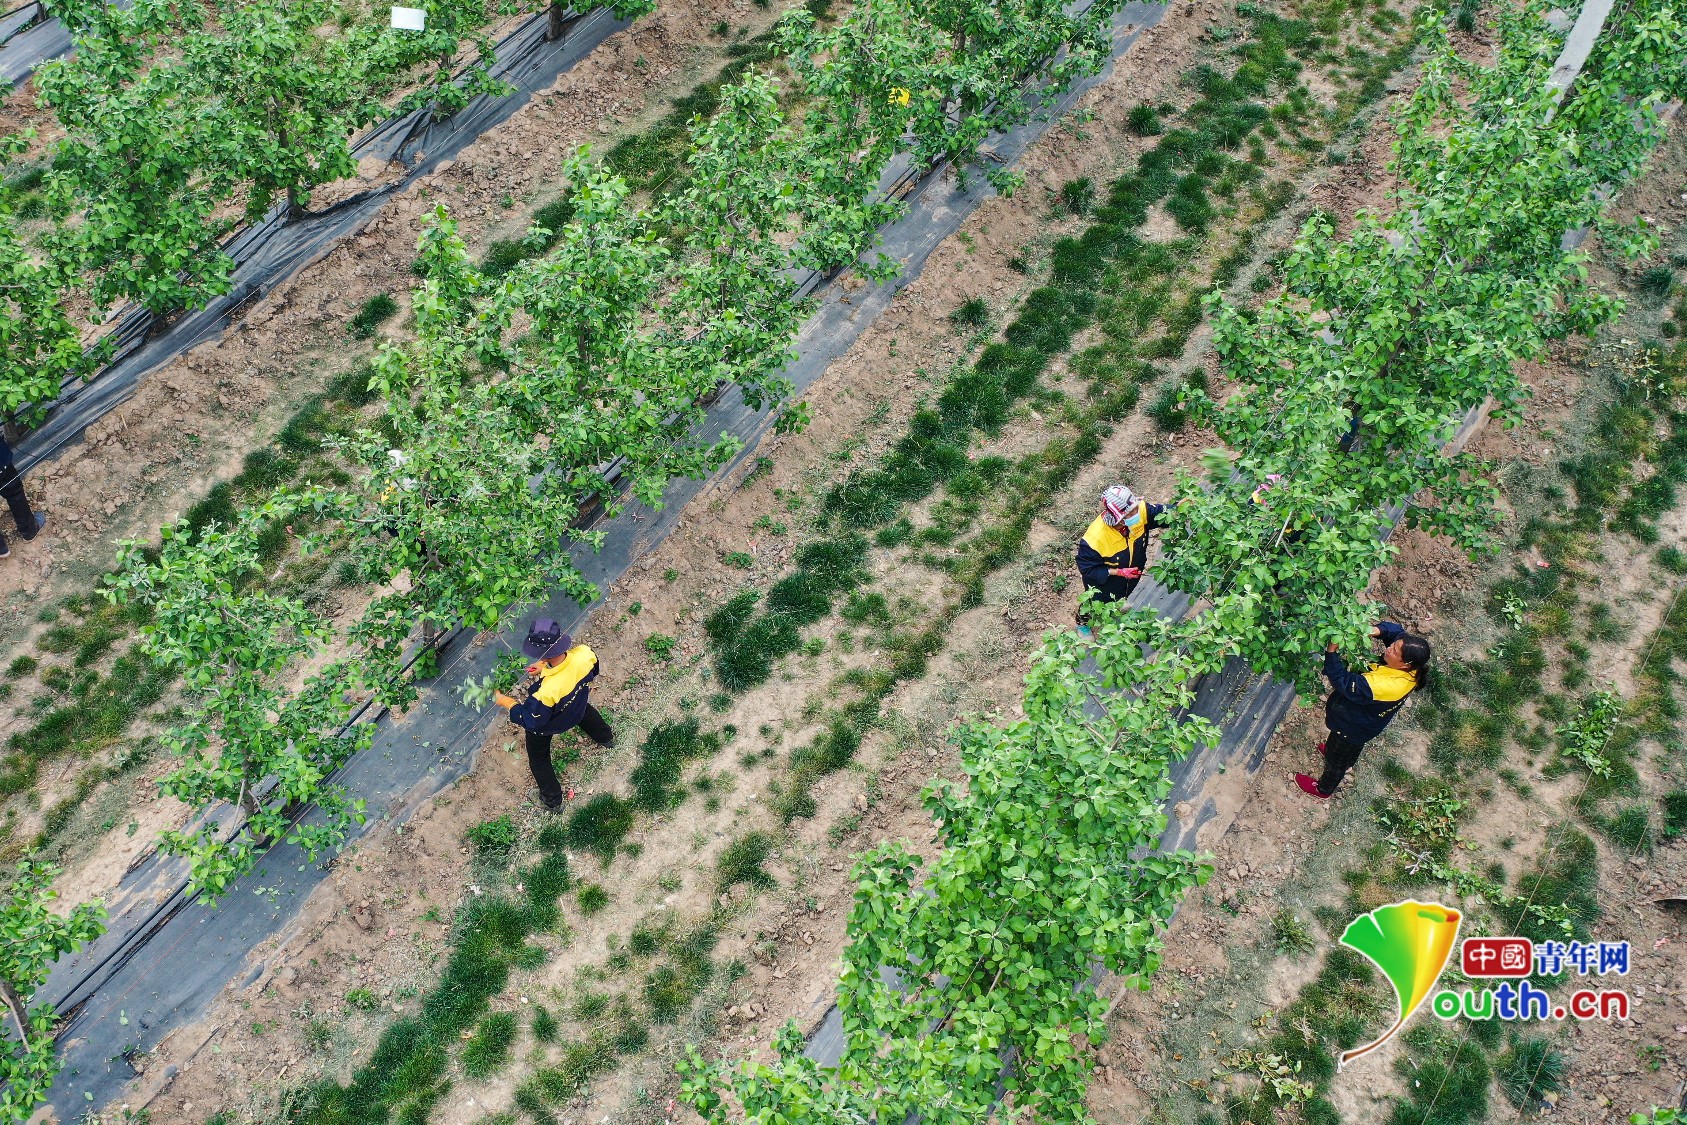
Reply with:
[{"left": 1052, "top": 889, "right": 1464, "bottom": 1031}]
[
  {"left": 509, "top": 647, "right": 599, "bottom": 736},
  {"left": 1076, "top": 501, "right": 1167, "bottom": 598},
  {"left": 1324, "top": 622, "right": 1418, "bottom": 742}
]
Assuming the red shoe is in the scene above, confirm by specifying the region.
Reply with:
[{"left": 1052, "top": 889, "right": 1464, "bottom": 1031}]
[
  {"left": 1295, "top": 773, "right": 1332, "bottom": 799},
  {"left": 1317, "top": 741, "right": 1326, "bottom": 757}
]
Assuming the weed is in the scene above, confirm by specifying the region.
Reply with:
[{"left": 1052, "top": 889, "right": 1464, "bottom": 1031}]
[
  {"left": 304, "top": 1019, "right": 333, "bottom": 1052},
  {"left": 1056, "top": 177, "right": 1095, "bottom": 216},
  {"left": 1494, "top": 1036, "right": 1564, "bottom": 1109},
  {"left": 460, "top": 1011, "right": 517, "bottom": 1079},
  {"left": 1270, "top": 910, "right": 1316, "bottom": 956},
  {"left": 466, "top": 815, "right": 519, "bottom": 862},
  {"left": 717, "top": 832, "right": 775, "bottom": 890},
  {"left": 1662, "top": 791, "right": 1687, "bottom": 837},
  {"left": 531, "top": 1005, "right": 559, "bottom": 1043},
  {"left": 577, "top": 884, "right": 609, "bottom": 915},
  {"left": 949, "top": 298, "right": 990, "bottom": 329},
  {"left": 574, "top": 991, "right": 610, "bottom": 1022},
  {"left": 348, "top": 293, "right": 399, "bottom": 339},
  {"left": 346, "top": 988, "right": 380, "bottom": 1011},
  {"left": 1639, "top": 266, "right": 1676, "bottom": 300},
  {"left": 1126, "top": 105, "right": 1163, "bottom": 135},
  {"left": 724, "top": 551, "right": 755, "bottom": 569},
  {"left": 644, "top": 634, "right": 677, "bottom": 660},
  {"left": 5, "top": 656, "right": 36, "bottom": 677},
  {"left": 1660, "top": 547, "right": 1687, "bottom": 575}
]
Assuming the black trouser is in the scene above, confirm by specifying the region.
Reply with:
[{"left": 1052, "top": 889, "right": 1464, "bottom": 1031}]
[
  {"left": 1317, "top": 729, "right": 1367, "bottom": 795},
  {"left": 0, "top": 463, "right": 35, "bottom": 554},
  {"left": 525, "top": 704, "right": 613, "bottom": 807}
]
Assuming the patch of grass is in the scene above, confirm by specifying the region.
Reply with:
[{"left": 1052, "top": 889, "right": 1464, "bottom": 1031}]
[
  {"left": 563, "top": 794, "right": 636, "bottom": 866},
  {"left": 2, "top": 649, "right": 172, "bottom": 797},
  {"left": 949, "top": 297, "right": 990, "bottom": 329},
  {"left": 1601, "top": 804, "right": 1653, "bottom": 855},
  {"left": 6, "top": 655, "right": 37, "bottom": 677},
  {"left": 577, "top": 883, "right": 609, "bottom": 915},
  {"left": 284, "top": 823, "right": 577, "bottom": 1123},
  {"left": 1126, "top": 105, "right": 1163, "bottom": 135},
  {"left": 531, "top": 1005, "right": 559, "bottom": 1043},
  {"left": 348, "top": 293, "right": 399, "bottom": 339},
  {"left": 1056, "top": 177, "right": 1095, "bottom": 216},
  {"left": 1639, "top": 266, "right": 1676, "bottom": 300},
  {"left": 459, "top": 1011, "right": 517, "bottom": 1079},
  {"left": 1500, "top": 823, "right": 1600, "bottom": 943},
  {"left": 1494, "top": 1036, "right": 1563, "bottom": 1109},
  {"left": 709, "top": 537, "right": 868, "bottom": 692},
  {"left": 717, "top": 832, "right": 775, "bottom": 891},
  {"left": 1662, "top": 790, "right": 1687, "bottom": 838},
  {"left": 629, "top": 719, "right": 725, "bottom": 813},
  {"left": 1659, "top": 546, "right": 1687, "bottom": 575},
  {"left": 1386, "top": 1025, "right": 1491, "bottom": 1125}
]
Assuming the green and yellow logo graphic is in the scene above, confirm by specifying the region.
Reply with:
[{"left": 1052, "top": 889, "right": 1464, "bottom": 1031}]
[{"left": 1337, "top": 900, "right": 1462, "bottom": 1068}]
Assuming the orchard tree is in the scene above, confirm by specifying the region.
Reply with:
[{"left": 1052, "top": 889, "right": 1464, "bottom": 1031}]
[
  {"left": 0, "top": 134, "right": 106, "bottom": 420},
  {"left": 183, "top": 0, "right": 383, "bottom": 223},
  {"left": 36, "top": 0, "right": 234, "bottom": 317},
  {"left": 0, "top": 862, "right": 105, "bottom": 1121},
  {"left": 108, "top": 501, "right": 375, "bottom": 899},
  {"left": 338, "top": 206, "right": 604, "bottom": 664},
  {"left": 681, "top": 602, "right": 1223, "bottom": 1124},
  {"left": 1160, "top": 0, "right": 1687, "bottom": 692}
]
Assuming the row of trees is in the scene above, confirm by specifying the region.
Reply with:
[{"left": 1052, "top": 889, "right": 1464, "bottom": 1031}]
[
  {"left": 0, "top": 0, "right": 1132, "bottom": 1112},
  {"left": 0, "top": 0, "right": 651, "bottom": 417},
  {"left": 678, "top": 0, "right": 1687, "bottom": 1120}
]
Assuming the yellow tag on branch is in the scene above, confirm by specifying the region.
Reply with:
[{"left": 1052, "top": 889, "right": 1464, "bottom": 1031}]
[{"left": 889, "top": 86, "right": 911, "bottom": 106}]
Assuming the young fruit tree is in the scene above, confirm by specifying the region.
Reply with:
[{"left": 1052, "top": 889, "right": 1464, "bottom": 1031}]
[
  {"left": 681, "top": 601, "right": 1224, "bottom": 1123},
  {"left": 1158, "top": 0, "right": 1687, "bottom": 693},
  {"left": 0, "top": 134, "right": 107, "bottom": 420},
  {"left": 0, "top": 862, "right": 105, "bottom": 1121},
  {"left": 180, "top": 0, "right": 382, "bottom": 223},
  {"left": 35, "top": 0, "right": 235, "bottom": 317},
  {"left": 107, "top": 501, "right": 376, "bottom": 899}
]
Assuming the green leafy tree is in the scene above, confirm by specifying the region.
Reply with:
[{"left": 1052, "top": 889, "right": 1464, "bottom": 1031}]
[
  {"left": 36, "top": 0, "right": 234, "bottom": 316},
  {"left": 107, "top": 501, "right": 375, "bottom": 898},
  {"left": 0, "top": 133, "right": 106, "bottom": 419},
  {"left": 182, "top": 0, "right": 383, "bottom": 222},
  {"left": 0, "top": 862, "right": 105, "bottom": 1121},
  {"left": 682, "top": 602, "right": 1222, "bottom": 1124},
  {"left": 1159, "top": 0, "right": 1687, "bottom": 693}
]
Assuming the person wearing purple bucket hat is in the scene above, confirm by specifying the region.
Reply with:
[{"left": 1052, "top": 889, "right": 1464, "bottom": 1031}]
[{"left": 493, "top": 618, "right": 615, "bottom": 810}]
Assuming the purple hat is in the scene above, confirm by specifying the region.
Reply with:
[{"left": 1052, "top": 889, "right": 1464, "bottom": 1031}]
[{"left": 522, "top": 618, "right": 571, "bottom": 660}]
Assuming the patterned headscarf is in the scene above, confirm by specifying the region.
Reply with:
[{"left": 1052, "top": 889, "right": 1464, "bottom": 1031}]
[{"left": 1101, "top": 484, "right": 1138, "bottom": 527}]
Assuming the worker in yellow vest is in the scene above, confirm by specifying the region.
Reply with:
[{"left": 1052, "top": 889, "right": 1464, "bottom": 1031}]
[
  {"left": 1295, "top": 622, "right": 1430, "bottom": 799},
  {"left": 494, "top": 619, "right": 614, "bottom": 810},
  {"left": 1074, "top": 484, "right": 1169, "bottom": 632}
]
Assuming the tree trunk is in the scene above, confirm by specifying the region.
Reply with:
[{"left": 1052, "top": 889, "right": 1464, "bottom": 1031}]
[
  {"left": 1, "top": 977, "right": 31, "bottom": 1044},
  {"left": 546, "top": 0, "right": 567, "bottom": 42},
  {"left": 421, "top": 618, "right": 439, "bottom": 650}
]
